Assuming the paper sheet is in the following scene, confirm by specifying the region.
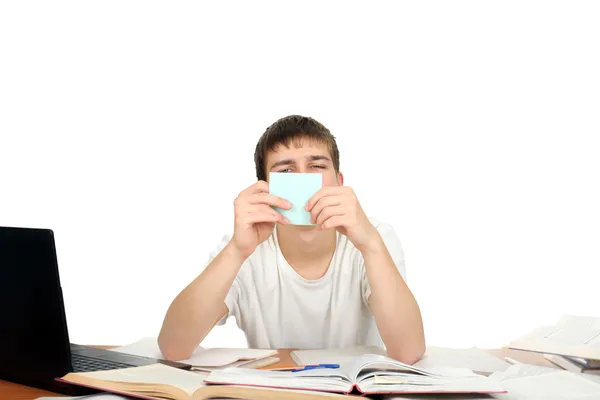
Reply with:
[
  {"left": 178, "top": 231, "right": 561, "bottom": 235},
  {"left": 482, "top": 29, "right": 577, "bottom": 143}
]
[
  {"left": 290, "top": 345, "right": 386, "bottom": 365},
  {"left": 558, "top": 315, "right": 600, "bottom": 330},
  {"left": 110, "top": 337, "right": 276, "bottom": 367},
  {"left": 489, "top": 363, "right": 557, "bottom": 381},
  {"left": 489, "top": 364, "right": 600, "bottom": 400},
  {"left": 414, "top": 346, "right": 511, "bottom": 375},
  {"left": 493, "top": 371, "right": 600, "bottom": 399},
  {"left": 269, "top": 172, "right": 322, "bottom": 225}
]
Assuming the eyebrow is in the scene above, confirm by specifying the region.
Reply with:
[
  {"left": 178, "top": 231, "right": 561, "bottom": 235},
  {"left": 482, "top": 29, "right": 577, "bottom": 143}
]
[{"left": 269, "top": 155, "right": 331, "bottom": 170}]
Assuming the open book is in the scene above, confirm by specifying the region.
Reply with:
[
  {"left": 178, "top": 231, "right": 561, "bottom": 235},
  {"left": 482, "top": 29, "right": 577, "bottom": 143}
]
[
  {"left": 204, "top": 354, "right": 506, "bottom": 395},
  {"left": 508, "top": 315, "right": 600, "bottom": 361},
  {"left": 291, "top": 346, "right": 511, "bottom": 375},
  {"left": 57, "top": 363, "right": 351, "bottom": 400}
]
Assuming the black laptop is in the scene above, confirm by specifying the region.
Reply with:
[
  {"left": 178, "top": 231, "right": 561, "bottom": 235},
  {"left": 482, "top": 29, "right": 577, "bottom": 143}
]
[{"left": 0, "top": 226, "right": 190, "bottom": 395}]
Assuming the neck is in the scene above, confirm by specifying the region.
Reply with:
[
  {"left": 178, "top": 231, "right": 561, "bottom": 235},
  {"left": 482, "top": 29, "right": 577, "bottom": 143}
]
[{"left": 276, "top": 224, "right": 337, "bottom": 278}]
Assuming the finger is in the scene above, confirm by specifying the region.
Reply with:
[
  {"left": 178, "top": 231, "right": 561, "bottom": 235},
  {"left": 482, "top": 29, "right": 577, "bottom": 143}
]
[
  {"left": 306, "top": 186, "right": 346, "bottom": 211},
  {"left": 315, "top": 205, "right": 346, "bottom": 227},
  {"left": 239, "top": 180, "right": 269, "bottom": 196},
  {"left": 247, "top": 208, "right": 290, "bottom": 224},
  {"left": 320, "top": 215, "right": 345, "bottom": 230},
  {"left": 311, "top": 195, "right": 344, "bottom": 224},
  {"left": 248, "top": 193, "right": 292, "bottom": 210},
  {"left": 243, "top": 212, "right": 279, "bottom": 225},
  {"left": 237, "top": 204, "right": 274, "bottom": 216},
  {"left": 236, "top": 202, "right": 290, "bottom": 224}
]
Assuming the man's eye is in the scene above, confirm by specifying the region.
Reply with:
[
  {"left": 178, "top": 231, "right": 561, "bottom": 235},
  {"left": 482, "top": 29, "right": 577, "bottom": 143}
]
[
  {"left": 279, "top": 168, "right": 292, "bottom": 173},
  {"left": 311, "top": 165, "right": 325, "bottom": 169}
]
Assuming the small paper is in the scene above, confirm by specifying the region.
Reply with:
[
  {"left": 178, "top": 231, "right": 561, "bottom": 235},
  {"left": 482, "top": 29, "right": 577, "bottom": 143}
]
[{"left": 269, "top": 172, "right": 322, "bottom": 225}]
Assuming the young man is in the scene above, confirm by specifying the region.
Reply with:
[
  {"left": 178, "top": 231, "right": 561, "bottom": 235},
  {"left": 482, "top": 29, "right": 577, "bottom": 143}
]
[{"left": 158, "top": 115, "right": 425, "bottom": 364}]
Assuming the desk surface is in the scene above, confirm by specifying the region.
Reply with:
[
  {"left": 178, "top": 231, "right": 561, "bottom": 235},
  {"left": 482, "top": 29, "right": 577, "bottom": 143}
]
[{"left": 0, "top": 347, "right": 555, "bottom": 400}]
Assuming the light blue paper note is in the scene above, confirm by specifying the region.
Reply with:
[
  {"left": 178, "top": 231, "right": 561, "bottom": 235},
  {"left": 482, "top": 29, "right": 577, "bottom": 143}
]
[{"left": 269, "top": 172, "right": 323, "bottom": 225}]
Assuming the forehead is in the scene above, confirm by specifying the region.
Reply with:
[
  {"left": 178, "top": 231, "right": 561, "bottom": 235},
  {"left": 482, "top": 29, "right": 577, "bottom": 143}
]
[{"left": 266, "top": 137, "right": 331, "bottom": 161}]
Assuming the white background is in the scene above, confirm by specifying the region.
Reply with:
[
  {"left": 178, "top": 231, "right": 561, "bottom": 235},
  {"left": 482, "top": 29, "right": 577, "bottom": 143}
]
[{"left": 1, "top": 1, "right": 599, "bottom": 351}]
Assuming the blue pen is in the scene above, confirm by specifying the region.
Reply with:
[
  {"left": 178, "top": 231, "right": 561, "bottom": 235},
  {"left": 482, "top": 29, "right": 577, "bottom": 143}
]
[{"left": 290, "top": 363, "right": 340, "bottom": 372}]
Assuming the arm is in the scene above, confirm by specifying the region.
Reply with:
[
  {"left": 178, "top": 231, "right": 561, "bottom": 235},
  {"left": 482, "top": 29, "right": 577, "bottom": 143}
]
[
  {"left": 157, "top": 242, "right": 245, "bottom": 361},
  {"left": 158, "top": 180, "right": 291, "bottom": 361},
  {"left": 307, "top": 186, "right": 425, "bottom": 364},
  {"left": 361, "top": 233, "right": 425, "bottom": 364}
]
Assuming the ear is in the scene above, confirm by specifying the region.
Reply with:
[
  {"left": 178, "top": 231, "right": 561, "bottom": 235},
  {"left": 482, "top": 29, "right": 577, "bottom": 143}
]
[{"left": 337, "top": 171, "right": 344, "bottom": 186}]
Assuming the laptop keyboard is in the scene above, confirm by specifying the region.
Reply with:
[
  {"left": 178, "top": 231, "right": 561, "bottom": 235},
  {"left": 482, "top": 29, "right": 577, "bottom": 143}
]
[{"left": 71, "top": 353, "right": 133, "bottom": 372}]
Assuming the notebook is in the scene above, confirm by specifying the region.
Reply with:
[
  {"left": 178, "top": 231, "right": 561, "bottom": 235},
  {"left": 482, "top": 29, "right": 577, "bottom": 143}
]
[
  {"left": 204, "top": 354, "right": 506, "bottom": 395},
  {"left": 507, "top": 315, "right": 600, "bottom": 360},
  {"left": 110, "top": 338, "right": 277, "bottom": 370},
  {"left": 57, "top": 364, "right": 350, "bottom": 400}
]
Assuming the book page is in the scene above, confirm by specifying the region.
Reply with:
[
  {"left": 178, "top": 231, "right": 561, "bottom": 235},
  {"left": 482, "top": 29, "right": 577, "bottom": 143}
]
[
  {"left": 558, "top": 315, "right": 600, "bottom": 330},
  {"left": 76, "top": 364, "right": 207, "bottom": 396},
  {"left": 346, "top": 354, "right": 478, "bottom": 383},
  {"left": 489, "top": 363, "right": 557, "bottom": 381},
  {"left": 360, "top": 374, "right": 504, "bottom": 395},
  {"left": 187, "top": 348, "right": 277, "bottom": 367},
  {"left": 109, "top": 337, "right": 169, "bottom": 358},
  {"left": 414, "top": 347, "right": 511, "bottom": 374},
  {"left": 491, "top": 369, "right": 600, "bottom": 399},
  {"left": 205, "top": 367, "right": 353, "bottom": 393},
  {"left": 291, "top": 346, "right": 386, "bottom": 365},
  {"left": 509, "top": 325, "right": 600, "bottom": 360},
  {"left": 111, "top": 337, "right": 276, "bottom": 367}
]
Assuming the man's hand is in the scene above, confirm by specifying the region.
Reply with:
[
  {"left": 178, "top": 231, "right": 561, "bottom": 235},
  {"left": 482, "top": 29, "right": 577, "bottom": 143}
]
[
  {"left": 306, "top": 186, "right": 378, "bottom": 253},
  {"left": 231, "top": 180, "right": 291, "bottom": 259}
]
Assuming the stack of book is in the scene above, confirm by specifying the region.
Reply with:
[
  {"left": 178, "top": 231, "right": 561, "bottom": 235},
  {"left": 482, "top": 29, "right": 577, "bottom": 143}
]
[{"left": 508, "top": 314, "right": 600, "bottom": 376}]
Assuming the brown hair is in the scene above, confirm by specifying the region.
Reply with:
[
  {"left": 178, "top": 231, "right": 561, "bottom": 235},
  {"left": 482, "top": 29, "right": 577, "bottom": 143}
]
[{"left": 254, "top": 115, "right": 340, "bottom": 181}]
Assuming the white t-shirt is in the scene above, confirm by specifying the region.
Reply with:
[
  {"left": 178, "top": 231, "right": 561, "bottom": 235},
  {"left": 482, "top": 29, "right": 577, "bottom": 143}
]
[{"left": 209, "top": 217, "right": 406, "bottom": 349}]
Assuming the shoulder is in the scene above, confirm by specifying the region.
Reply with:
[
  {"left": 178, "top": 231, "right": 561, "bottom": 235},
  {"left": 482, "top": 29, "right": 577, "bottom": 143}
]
[
  {"left": 367, "top": 216, "right": 406, "bottom": 278},
  {"left": 338, "top": 217, "right": 402, "bottom": 262},
  {"left": 367, "top": 216, "right": 404, "bottom": 249},
  {"left": 207, "top": 233, "right": 233, "bottom": 259},
  {"left": 207, "top": 232, "right": 278, "bottom": 277},
  {"left": 368, "top": 216, "right": 399, "bottom": 239},
  {"left": 368, "top": 216, "right": 393, "bottom": 230}
]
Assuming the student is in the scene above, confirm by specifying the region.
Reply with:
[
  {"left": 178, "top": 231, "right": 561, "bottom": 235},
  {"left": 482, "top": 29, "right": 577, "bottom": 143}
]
[{"left": 158, "top": 115, "right": 425, "bottom": 364}]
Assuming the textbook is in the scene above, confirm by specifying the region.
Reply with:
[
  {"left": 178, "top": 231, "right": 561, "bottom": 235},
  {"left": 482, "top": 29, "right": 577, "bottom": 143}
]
[
  {"left": 290, "top": 345, "right": 511, "bottom": 375},
  {"left": 507, "top": 315, "right": 600, "bottom": 360},
  {"left": 204, "top": 354, "right": 506, "bottom": 395},
  {"left": 57, "top": 364, "right": 350, "bottom": 400}
]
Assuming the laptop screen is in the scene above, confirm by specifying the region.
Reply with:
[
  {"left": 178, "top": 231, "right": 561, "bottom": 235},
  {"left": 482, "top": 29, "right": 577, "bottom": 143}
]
[{"left": 0, "top": 227, "right": 72, "bottom": 385}]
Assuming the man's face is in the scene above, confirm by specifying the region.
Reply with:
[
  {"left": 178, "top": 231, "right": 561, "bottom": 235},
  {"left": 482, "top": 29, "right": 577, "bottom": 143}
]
[{"left": 265, "top": 138, "right": 342, "bottom": 187}]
